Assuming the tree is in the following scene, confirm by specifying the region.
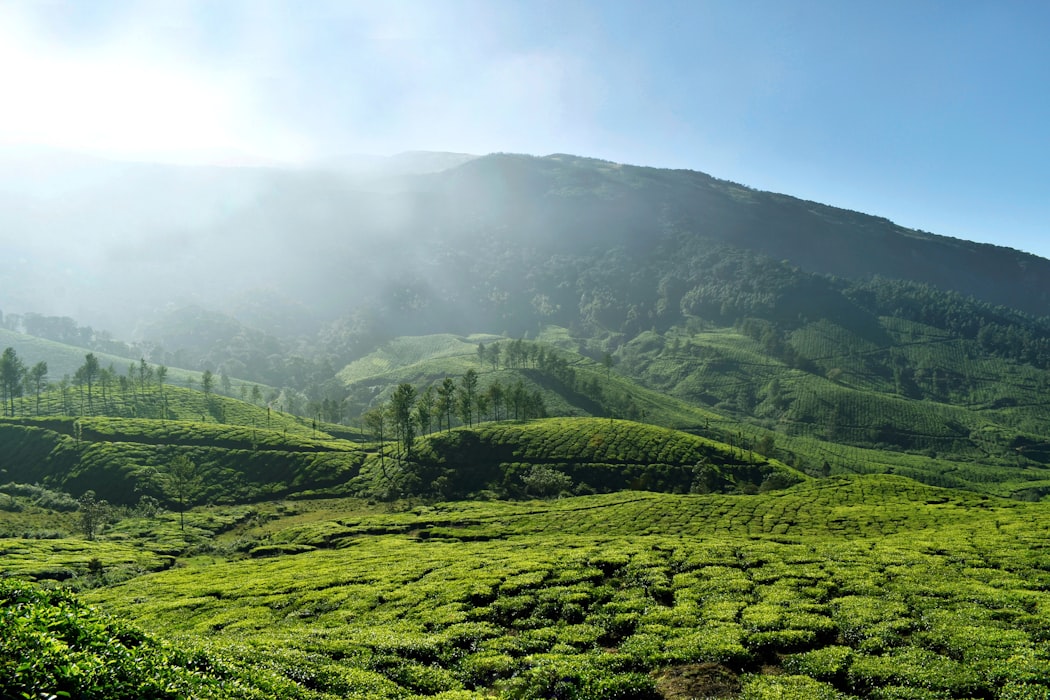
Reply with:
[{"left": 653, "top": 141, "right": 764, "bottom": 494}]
[
  {"left": 508, "top": 379, "right": 532, "bottom": 420},
  {"left": 415, "top": 385, "right": 435, "bottom": 436},
  {"left": 602, "top": 351, "right": 615, "bottom": 377},
  {"left": 0, "top": 347, "right": 25, "bottom": 416},
  {"left": 78, "top": 490, "right": 110, "bottom": 540},
  {"left": 524, "top": 388, "right": 547, "bottom": 419},
  {"left": 363, "top": 406, "right": 391, "bottom": 485},
  {"left": 389, "top": 383, "right": 417, "bottom": 462},
  {"left": 437, "top": 377, "right": 456, "bottom": 432},
  {"left": 487, "top": 343, "right": 501, "bottom": 370},
  {"left": 28, "top": 361, "right": 47, "bottom": 415},
  {"left": 474, "top": 391, "right": 489, "bottom": 424},
  {"left": 81, "top": 353, "right": 100, "bottom": 412},
  {"left": 99, "top": 365, "right": 115, "bottom": 411},
  {"left": 156, "top": 365, "right": 168, "bottom": 417},
  {"left": 477, "top": 342, "right": 486, "bottom": 367},
  {"left": 458, "top": 369, "right": 479, "bottom": 427},
  {"left": 126, "top": 362, "right": 137, "bottom": 407},
  {"left": 201, "top": 370, "right": 214, "bottom": 397},
  {"left": 139, "top": 358, "right": 153, "bottom": 395},
  {"left": 166, "top": 454, "right": 200, "bottom": 532},
  {"left": 486, "top": 380, "right": 505, "bottom": 422},
  {"left": 521, "top": 465, "right": 573, "bottom": 498}
]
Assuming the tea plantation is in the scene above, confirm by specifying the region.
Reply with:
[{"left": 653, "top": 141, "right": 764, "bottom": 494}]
[{"left": 3, "top": 475, "right": 1050, "bottom": 698}]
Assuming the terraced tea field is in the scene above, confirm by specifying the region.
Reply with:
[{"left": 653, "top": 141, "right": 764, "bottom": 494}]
[{"left": 46, "top": 475, "right": 1048, "bottom": 699}]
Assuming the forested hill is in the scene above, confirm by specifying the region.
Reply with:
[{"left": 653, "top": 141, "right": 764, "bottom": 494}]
[
  {"left": 3, "top": 149, "right": 1048, "bottom": 343},
  {"left": 416, "top": 153, "right": 1050, "bottom": 317}
]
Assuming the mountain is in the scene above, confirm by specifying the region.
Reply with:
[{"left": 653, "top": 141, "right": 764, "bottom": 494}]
[{"left": 3, "top": 150, "right": 1048, "bottom": 337}]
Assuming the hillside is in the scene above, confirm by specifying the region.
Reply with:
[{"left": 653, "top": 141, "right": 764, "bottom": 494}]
[
  {"left": 3, "top": 474, "right": 1048, "bottom": 698},
  {"left": 318, "top": 329, "right": 1050, "bottom": 500},
  {"left": 0, "top": 383, "right": 366, "bottom": 505},
  {"left": 5, "top": 151, "right": 1050, "bottom": 343},
  {"left": 352, "top": 417, "right": 804, "bottom": 500}
]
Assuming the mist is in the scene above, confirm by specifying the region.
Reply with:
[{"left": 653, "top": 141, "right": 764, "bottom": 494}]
[{"left": 0, "top": 147, "right": 492, "bottom": 336}]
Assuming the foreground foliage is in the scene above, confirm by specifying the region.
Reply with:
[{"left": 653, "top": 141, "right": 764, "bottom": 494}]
[{"left": 0, "top": 578, "right": 300, "bottom": 699}]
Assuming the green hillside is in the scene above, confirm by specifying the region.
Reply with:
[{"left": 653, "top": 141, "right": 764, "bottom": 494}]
[
  {"left": 0, "top": 326, "right": 256, "bottom": 392},
  {"left": 0, "top": 579, "right": 292, "bottom": 699},
  {"left": 0, "top": 474, "right": 1032, "bottom": 699},
  {"left": 324, "top": 328, "right": 1050, "bottom": 501},
  {"left": 0, "top": 389, "right": 367, "bottom": 505},
  {"left": 352, "top": 417, "right": 804, "bottom": 500},
  {"left": 7, "top": 150, "right": 1050, "bottom": 698}
]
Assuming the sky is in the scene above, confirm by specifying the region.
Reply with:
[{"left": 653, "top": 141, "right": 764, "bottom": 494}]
[{"left": 1, "top": 0, "right": 1048, "bottom": 257}]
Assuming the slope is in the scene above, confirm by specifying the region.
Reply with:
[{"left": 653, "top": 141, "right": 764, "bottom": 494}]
[
  {"left": 336, "top": 327, "right": 1050, "bottom": 500},
  {"left": 64, "top": 475, "right": 1050, "bottom": 699},
  {"left": 350, "top": 417, "right": 805, "bottom": 500},
  {"left": 0, "top": 386, "right": 366, "bottom": 505}
]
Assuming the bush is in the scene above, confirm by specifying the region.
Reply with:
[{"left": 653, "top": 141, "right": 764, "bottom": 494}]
[
  {"left": 0, "top": 482, "right": 78, "bottom": 511},
  {"left": 501, "top": 661, "right": 660, "bottom": 700},
  {"left": 0, "top": 579, "right": 254, "bottom": 699},
  {"left": 522, "top": 465, "right": 575, "bottom": 498}
]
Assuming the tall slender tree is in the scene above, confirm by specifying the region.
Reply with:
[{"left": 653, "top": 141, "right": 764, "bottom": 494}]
[
  {"left": 81, "top": 353, "right": 100, "bottom": 412},
  {"left": 138, "top": 358, "right": 152, "bottom": 399},
  {"left": 0, "top": 347, "right": 23, "bottom": 417},
  {"left": 28, "top": 361, "right": 47, "bottom": 415},
  {"left": 415, "top": 385, "right": 435, "bottom": 436},
  {"left": 389, "top": 383, "right": 417, "bottom": 462},
  {"left": 166, "top": 454, "right": 200, "bottom": 532},
  {"left": 486, "top": 380, "right": 505, "bottom": 422},
  {"left": 458, "top": 369, "right": 479, "bottom": 427},
  {"left": 437, "top": 377, "right": 456, "bottom": 432},
  {"left": 508, "top": 379, "right": 527, "bottom": 420},
  {"left": 156, "top": 365, "right": 168, "bottom": 418},
  {"left": 363, "top": 405, "right": 391, "bottom": 484}
]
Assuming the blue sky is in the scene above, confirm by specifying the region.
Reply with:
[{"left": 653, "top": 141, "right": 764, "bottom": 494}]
[{"left": 1, "top": 0, "right": 1048, "bottom": 257}]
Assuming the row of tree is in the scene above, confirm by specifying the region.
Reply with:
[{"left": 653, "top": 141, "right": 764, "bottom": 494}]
[
  {"left": 1, "top": 311, "right": 148, "bottom": 360},
  {"left": 0, "top": 347, "right": 176, "bottom": 418},
  {"left": 361, "top": 369, "right": 548, "bottom": 466}
]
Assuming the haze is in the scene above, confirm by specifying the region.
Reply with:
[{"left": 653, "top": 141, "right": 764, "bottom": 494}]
[{"left": 1, "top": 0, "right": 1049, "bottom": 332}]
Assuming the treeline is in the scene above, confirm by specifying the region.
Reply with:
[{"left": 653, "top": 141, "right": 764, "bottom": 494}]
[
  {"left": 0, "top": 346, "right": 233, "bottom": 420},
  {"left": 483, "top": 339, "right": 646, "bottom": 421},
  {"left": 0, "top": 346, "right": 176, "bottom": 419},
  {"left": 0, "top": 311, "right": 146, "bottom": 360},
  {"left": 361, "top": 368, "right": 548, "bottom": 465},
  {"left": 846, "top": 278, "right": 1050, "bottom": 369}
]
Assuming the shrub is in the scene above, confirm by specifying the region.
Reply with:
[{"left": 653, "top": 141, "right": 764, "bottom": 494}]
[
  {"left": 0, "top": 579, "right": 256, "bottom": 699},
  {"left": 0, "top": 482, "right": 79, "bottom": 511}
]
